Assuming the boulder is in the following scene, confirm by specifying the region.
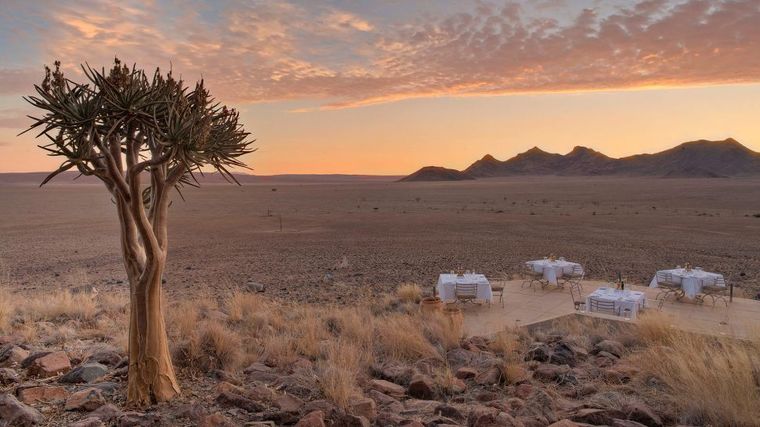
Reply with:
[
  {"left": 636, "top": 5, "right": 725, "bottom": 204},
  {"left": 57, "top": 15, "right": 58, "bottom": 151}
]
[
  {"left": 515, "top": 383, "right": 533, "bottom": 400},
  {"left": 475, "top": 366, "right": 502, "bottom": 385},
  {"left": 349, "top": 397, "right": 376, "bottom": 421},
  {"left": 295, "top": 410, "right": 326, "bottom": 427},
  {"left": 593, "top": 340, "right": 625, "bottom": 358},
  {"left": 533, "top": 364, "right": 570, "bottom": 382},
  {"left": 455, "top": 366, "right": 477, "bottom": 379},
  {"left": 116, "top": 411, "right": 162, "bottom": 426},
  {"left": 59, "top": 363, "right": 109, "bottom": 383},
  {"left": 434, "top": 404, "right": 465, "bottom": 422},
  {"left": 89, "top": 403, "right": 124, "bottom": 422},
  {"left": 0, "top": 345, "right": 30, "bottom": 366},
  {"left": 27, "top": 351, "right": 71, "bottom": 378},
  {"left": 215, "top": 391, "right": 265, "bottom": 412},
  {"left": 0, "top": 393, "right": 44, "bottom": 426},
  {"left": 612, "top": 420, "right": 649, "bottom": 427},
  {"left": 407, "top": 374, "right": 436, "bottom": 399},
  {"left": 210, "top": 369, "right": 242, "bottom": 386},
  {"left": 84, "top": 349, "right": 123, "bottom": 367},
  {"left": 550, "top": 341, "right": 583, "bottom": 366},
  {"left": 369, "top": 379, "right": 405, "bottom": 397},
  {"left": 548, "top": 421, "right": 583, "bottom": 427},
  {"left": 373, "top": 363, "right": 414, "bottom": 385},
  {"left": 525, "top": 343, "right": 551, "bottom": 362},
  {"left": 199, "top": 412, "right": 237, "bottom": 427},
  {"left": 274, "top": 393, "right": 305, "bottom": 413},
  {"left": 65, "top": 388, "right": 106, "bottom": 411},
  {"left": 446, "top": 348, "right": 476, "bottom": 368},
  {"left": 16, "top": 385, "right": 69, "bottom": 404}
]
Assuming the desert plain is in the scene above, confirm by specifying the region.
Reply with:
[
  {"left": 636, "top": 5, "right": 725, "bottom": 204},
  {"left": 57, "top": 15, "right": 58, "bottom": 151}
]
[{"left": 2, "top": 175, "right": 759, "bottom": 301}]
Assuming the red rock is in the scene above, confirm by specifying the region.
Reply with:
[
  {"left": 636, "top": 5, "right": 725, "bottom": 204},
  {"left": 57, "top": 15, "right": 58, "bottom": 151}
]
[
  {"left": 295, "top": 410, "right": 326, "bottom": 427},
  {"left": 515, "top": 383, "right": 533, "bottom": 399},
  {"left": 199, "top": 412, "right": 237, "bottom": 427},
  {"left": 0, "top": 393, "right": 44, "bottom": 425},
  {"left": 1, "top": 346, "right": 30, "bottom": 366},
  {"left": 408, "top": 374, "right": 436, "bottom": 399},
  {"left": 369, "top": 379, "right": 405, "bottom": 397},
  {"left": 28, "top": 351, "right": 71, "bottom": 378},
  {"left": 455, "top": 366, "right": 477, "bottom": 379},
  {"left": 0, "top": 367, "right": 20, "bottom": 385},
  {"left": 548, "top": 421, "right": 582, "bottom": 427},
  {"left": 65, "top": 388, "right": 106, "bottom": 411},
  {"left": 349, "top": 397, "right": 376, "bottom": 420},
  {"left": 274, "top": 393, "right": 304, "bottom": 413},
  {"left": 17, "top": 385, "right": 69, "bottom": 404}
]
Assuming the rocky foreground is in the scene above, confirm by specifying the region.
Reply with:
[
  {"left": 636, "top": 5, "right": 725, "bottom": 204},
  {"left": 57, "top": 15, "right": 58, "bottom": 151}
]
[{"left": 0, "top": 287, "right": 757, "bottom": 426}]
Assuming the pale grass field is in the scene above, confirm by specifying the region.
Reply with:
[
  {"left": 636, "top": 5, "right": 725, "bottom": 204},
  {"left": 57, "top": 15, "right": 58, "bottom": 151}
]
[{"left": 1, "top": 285, "right": 758, "bottom": 424}]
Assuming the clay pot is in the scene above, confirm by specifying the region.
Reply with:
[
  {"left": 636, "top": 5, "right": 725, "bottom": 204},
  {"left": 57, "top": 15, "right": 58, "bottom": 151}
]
[
  {"left": 419, "top": 297, "right": 443, "bottom": 314},
  {"left": 442, "top": 305, "right": 464, "bottom": 330}
]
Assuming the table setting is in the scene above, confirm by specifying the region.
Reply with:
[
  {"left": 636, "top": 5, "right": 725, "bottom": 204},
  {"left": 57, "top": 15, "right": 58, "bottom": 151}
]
[
  {"left": 586, "top": 286, "right": 647, "bottom": 319},
  {"left": 526, "top": 256, "right": 583, "bottom": 285},
  {"left": 649, "top": 264, "right": 725, "bottom": 299},
  {"left": 436, "top": 271, "right": 492, "bottom": 303}
]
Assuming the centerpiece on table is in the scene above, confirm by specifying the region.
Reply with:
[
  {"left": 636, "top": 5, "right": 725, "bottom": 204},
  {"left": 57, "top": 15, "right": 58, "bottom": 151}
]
[
  {"left": 684, "top": 262, "right": 692, "bottom": 272},
  {"left": 548, "top": 254, "right": 557, "bottom": 262}
]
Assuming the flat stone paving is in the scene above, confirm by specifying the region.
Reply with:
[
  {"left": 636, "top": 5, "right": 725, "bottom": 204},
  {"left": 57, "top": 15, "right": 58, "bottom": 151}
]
[{"left": 458, "top": 279, "right": 760, "bottom": 339}]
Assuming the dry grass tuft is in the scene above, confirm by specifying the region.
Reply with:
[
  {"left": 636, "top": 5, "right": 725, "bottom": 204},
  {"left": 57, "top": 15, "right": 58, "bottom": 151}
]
[
  {"left": 422, "top": 311, "right": 462, "bottom": 350},
  {"left": 634, "top": 321, "right": 760, "bottom": 425},
  {"left": 0, "top": 287, "right": 13, "bottom": 333},
  {"left": 226, "top": 291, "right": 267, "bottom": 323},
  {"left": 22, "top": 290, "right": 98, "bottom": 323},
  {"left": 396, "top": 283, "right": 422, "bottom": 303},
  {"left": 318, "top": 340, "right": 363, "bottom": 409},
  {"left": 375, "top": 314, "right": 440, "bottom": 362},
  {"left": 174, "top": 320, "right": 243, "bottom": 372},
  {"left": 489, "top": 328, "right": 525, "bottom": 362}
]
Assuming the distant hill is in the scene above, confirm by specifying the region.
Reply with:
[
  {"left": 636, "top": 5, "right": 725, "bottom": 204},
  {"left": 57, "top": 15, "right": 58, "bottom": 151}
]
[
  {"left": 0, "top": 172, "right": 401, "bottom": 186},
  {"left": 398, "top": 166, "right": 474, "bottom": 182},
  {"left": 402, "top": 138, "right": 760, "bottom": 181}
]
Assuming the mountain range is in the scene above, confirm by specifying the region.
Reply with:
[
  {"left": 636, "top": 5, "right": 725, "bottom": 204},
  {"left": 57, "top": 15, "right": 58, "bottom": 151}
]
[{"left": 401, "top": 138, "right": 760, "bottom": 181}]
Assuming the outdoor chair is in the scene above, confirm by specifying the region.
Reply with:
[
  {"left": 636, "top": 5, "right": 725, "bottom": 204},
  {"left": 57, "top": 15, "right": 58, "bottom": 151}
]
[
  {"left": 454, "top": 283, "right": 479, "bottom": 305},
  {"left": 655, "top": 271, "right": 684, "bottom": 309},
  {"left": 488, "top": 273, "right": 506, "bottom": 308},
  {"left": 562, "top": 265, "right": 585, "bottom": 289},
  {"left": 588, "top": 297, "right": 619, "bottom": 316},
  {"left": 521, "top": 263, "right": 545, "bottom": 291},
  {"left": 569, "top": 282, "right": 585, "bottom": 311},
  {"left": 698, "top": 276, "right": 729, "bottom": 307}
]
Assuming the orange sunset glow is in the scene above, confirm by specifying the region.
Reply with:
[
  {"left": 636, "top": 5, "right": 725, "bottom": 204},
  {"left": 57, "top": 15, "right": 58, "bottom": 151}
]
[{"left": 1, "top": 0, "right": 760, "bottom": 175}]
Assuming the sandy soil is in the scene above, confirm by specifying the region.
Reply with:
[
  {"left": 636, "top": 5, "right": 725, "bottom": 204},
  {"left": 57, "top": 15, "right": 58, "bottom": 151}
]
[{"left": 2, "top": 176, "right": 759, "bottom": 302}]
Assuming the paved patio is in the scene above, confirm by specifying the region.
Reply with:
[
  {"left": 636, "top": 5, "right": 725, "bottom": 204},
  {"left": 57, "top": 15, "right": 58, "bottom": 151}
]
[{"left": 458, "top": 279, "right": 760, "bottom": 339}]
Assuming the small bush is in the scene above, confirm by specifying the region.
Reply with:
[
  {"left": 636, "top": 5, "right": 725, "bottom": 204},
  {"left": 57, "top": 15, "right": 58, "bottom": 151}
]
[
  {"left": 375, "top": 314, "right": 439, "bottom": 362},
  {"left": 318, "top": 340, "right": 362, "bottom": 409},
  {"left": 396, "top": 283, "right": 422, "bottom": 303},
  {"left": 22, "top": 290, "right": 98, "bottom": 323}
]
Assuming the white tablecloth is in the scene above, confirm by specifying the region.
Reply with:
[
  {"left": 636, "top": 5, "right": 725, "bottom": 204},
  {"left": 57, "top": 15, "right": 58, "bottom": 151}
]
[
  {"left": 437, "top": 274, "right": 492, "bottom": 302},
  {"left": 526, "top": 259, "right": 582, "bottom": 285},
  {"left": 649, "top": 268, "right": 724, "bottom": 299},
  {"left": 586, "top": 287, "right": 646, "bottom": 319}
]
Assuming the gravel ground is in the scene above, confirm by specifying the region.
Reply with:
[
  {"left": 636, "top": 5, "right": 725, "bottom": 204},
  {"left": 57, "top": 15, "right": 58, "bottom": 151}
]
[{"left": 2, "top": 176, "right": 759, "bottom": 302}]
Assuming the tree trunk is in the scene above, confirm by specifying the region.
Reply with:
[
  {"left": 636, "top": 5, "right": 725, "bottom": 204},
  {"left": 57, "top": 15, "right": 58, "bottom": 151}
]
[{"left": 126, "top": 259, "right": 180, "bottom": 405}]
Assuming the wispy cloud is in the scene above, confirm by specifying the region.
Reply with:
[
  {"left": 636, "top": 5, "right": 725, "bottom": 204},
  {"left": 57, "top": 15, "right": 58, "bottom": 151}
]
[{"left": 2, "top": 0, "right": 759, "bottom": 109}]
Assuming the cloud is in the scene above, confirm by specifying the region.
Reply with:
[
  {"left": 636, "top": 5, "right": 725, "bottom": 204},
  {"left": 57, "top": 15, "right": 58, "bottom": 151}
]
[
  {"left": 2, "top": 0, "right": 760, "bottom": 109},
  {"left": 0, "top": 108, "right": 31, "bottom": 130}
]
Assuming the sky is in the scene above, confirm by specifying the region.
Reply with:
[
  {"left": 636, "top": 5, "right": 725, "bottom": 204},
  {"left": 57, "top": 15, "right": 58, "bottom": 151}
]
[{"left": 1, "top": 0, "right": 760, "bottom": 175}]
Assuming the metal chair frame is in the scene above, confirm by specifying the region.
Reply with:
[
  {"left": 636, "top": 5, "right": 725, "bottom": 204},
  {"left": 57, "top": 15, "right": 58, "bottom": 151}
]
[
  {"left": 521, "top": 263, "right": 546, "bottom": 291},
  {"left": 569, "top": 282, "right": 585, "bottom": 311},
  {"left": 655, "top": 272, "right": 684, "bottom": 309},
  {"left": 588, "top": 297, "right": 620, "bottom": 316},
  {"left": 697, "top": 276, "right": 729, "bottom": 307},
  {"left": 454, "top": 283, "right": 479, "bottom": 305},
  {"left": 562, "top": 265, "right": 585, "bottom": 290}
]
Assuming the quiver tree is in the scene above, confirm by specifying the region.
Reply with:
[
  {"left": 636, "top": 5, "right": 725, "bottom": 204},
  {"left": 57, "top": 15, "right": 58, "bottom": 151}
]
[{"left": 23, "top": 59, "right": 254, "bottom": 405}]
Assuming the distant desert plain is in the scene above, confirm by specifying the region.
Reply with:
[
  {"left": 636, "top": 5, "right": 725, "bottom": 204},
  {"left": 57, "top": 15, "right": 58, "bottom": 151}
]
[{"left": 2, "top": 173, "right": 759, "bottom": 302}]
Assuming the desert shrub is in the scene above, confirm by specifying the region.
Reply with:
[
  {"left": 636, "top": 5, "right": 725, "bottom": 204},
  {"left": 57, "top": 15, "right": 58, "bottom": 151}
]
[
  {"left": 260, "top": 333, "right": 299, "bottom": 368},
  {"left": 499, "top": 361, "right": 528, "bottom": 385},
  {"left": 318, "top": 340, "right": 362, "bottom": 409},
  {"left": 489, "top": 328, "right": 525, "bottom": 362},
  {"left": 174, "top": 320, "right": 242, "bottom": 372},
  {"left": 422, "top": 311, "right": 462, "bottom": 350},
  {"left": 634, "top": 326, "right": 760, "bottom": 425},
  {"left": 375, "top": 314, "right": 439, "bottom": 362},
  {"left": 396, "top": 283, "right": 422, "bottom": 303},
  {"left": 97, "top": 292, "right": 129, "bottom": 316},
  {"left": 0, "top": 288, "right": 13, "bottom": 333},
  {"left": 226, "top": 291, "right": 266, "bottom": 323},
  {"left": 21, "top": 290, "right": 98, "bottom": 323}
]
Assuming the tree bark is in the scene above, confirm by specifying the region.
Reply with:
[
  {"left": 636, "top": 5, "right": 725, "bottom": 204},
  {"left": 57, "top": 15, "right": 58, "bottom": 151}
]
[{"left": 126, "top": 257, "right": 180, "bottom": 405}]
